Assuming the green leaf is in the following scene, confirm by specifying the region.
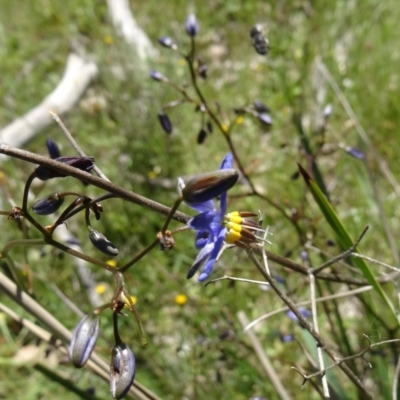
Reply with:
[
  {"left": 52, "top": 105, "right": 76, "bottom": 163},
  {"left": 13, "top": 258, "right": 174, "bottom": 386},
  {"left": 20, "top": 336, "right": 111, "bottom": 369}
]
[{"left": 298, "top": 163, "right": 399, "bottom": 325}]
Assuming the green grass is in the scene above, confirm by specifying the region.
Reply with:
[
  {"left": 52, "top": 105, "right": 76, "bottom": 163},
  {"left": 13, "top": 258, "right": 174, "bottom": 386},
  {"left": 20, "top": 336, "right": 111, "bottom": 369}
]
[{"left": 1, "top": 0, "right": 400, "bottom": 399}]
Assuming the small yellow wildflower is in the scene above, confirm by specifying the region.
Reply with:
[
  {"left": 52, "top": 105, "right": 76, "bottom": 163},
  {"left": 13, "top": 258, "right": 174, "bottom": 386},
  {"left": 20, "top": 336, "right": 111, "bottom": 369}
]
[
  {"left": 95, "top": 284, "right": 107, "bottom": 295},
  {"left": 175, "top": 293, "right": 187, "bottom": 306},
  {"left": 103, "top": 35, "right": 113, "bottom": 45},
  {"left": 235, "top": 116, "right": 244, "bottom": 125}
]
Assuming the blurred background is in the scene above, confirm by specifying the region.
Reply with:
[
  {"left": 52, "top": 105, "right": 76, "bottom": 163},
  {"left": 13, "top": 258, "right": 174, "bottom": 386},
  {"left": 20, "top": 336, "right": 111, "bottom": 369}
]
[{"left": 1, "top": 0, "right": 400, "bottom": 399}]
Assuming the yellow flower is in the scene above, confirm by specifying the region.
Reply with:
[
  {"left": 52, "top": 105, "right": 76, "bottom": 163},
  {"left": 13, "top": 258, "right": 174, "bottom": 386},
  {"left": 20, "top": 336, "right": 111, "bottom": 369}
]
[
  {"left": 95, "top": 284, "right": 107, "bottom": 295},
  {"left": 235, "top": 116, "right": 244, "bottom": 125},
  {"left": 106, "top": 259, "right": 117, "bottom": 268},
  {"left": 103, "top": 35, "right": 113, "bottom": 45},
  {"left": 174, "top": 294, "right": 187, "bottom": 306}
]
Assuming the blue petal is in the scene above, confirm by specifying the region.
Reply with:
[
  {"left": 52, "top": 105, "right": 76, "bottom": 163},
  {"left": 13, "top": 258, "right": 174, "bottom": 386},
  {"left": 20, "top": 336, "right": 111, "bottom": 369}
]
[
  {"left": 187, "top": 241, "right": 214, "bottom": 279},
  {"left": 185, "top": 199, "right": 216, "bottom": 213},
  {"left": 198, "top": 227, "right": 227, "bottom": 282},
  {"left": 195, "top": 230, "right": 210, "bottom": 249},
  {"left": 188, "top": 211, "right": 222, "bottom": 235},
  {"left": 220, "top": 153, "right": 233, "bottom": 170}
]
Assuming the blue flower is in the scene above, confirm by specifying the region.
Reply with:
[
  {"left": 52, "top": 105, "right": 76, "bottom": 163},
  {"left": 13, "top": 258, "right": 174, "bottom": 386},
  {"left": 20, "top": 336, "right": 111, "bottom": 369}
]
[
  {"left": 183, "top": 154, "right": 269, "bottom": 282},
  {"left": 185, "top": 154, "right": 233, "bottom": 282}
]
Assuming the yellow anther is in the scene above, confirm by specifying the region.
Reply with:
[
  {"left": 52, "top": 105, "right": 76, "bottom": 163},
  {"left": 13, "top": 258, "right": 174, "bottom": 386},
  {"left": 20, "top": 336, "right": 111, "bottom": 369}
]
[
  {"left": 225, "top": 229, "right": 241, "bottom": 244},
  {"left": 225, "top": 211, "right": 243, "bottom": 224},
  {"left": 225, "top": 221, "right": 242, "bottom": 233}
]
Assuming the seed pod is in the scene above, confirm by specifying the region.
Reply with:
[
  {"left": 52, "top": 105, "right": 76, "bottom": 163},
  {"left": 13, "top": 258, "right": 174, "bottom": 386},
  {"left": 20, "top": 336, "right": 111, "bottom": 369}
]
[
  {"left": 249, "top": 25, "right": 269, "bottom": 55},
  {"left": 46, "top": 137, "right": 61, "bottom": 159},
  {"left": 69, "top": 314, "right": 100, "bottom": 368},
  {"left": 197, "top": 129, "right": 207, "bottom": 144},
  {"left": 157, "top": 112, "right": 173, "bottom": 134},
  {"left": 35, "top": 156, "right": 94, "bottom": 181},
  {"left": 89, "top": 227, "right": 119, "bottom": 256},
  {"left": 32, "top": 192, "right": 65, "bottom": 215},
  {"left": 110, "top": 343, "right": 136, "bottom": 399},
  {"left": 185, "top": 13, "right": 198, "bottom": 37},
  {"left": 182, "top": 168, "right": 239, "bottom": 204}
]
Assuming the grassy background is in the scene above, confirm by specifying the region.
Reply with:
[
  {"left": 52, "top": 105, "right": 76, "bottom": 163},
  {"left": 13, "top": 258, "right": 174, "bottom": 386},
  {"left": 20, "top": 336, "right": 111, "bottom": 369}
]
[{"left": 1, "top": 0, "right": 400, "bottom": 399}]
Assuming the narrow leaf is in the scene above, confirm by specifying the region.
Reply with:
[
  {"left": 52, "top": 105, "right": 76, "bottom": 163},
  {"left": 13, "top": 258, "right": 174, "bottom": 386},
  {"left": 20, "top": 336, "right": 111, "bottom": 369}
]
[{"left": 298, "top": 163, "right": 399, "bottom": 325}]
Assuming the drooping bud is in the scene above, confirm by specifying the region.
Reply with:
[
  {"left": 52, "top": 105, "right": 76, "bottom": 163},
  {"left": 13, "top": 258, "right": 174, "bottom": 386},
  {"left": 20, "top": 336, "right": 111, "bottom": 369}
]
[
  {"left": 206, "top": 121, "right": 213, "bottom": 133},
  {"left": 69, "top": 313, "right": 100, "bottom": 368},
  {"left": 149, "top": 70, "right": 168, "bottom": 82},
  {"left": 345, "top": 146, "right": 365, "bottom": 160},
  {"left": 253, "top": 100, "right": 270, "bottom": 113},
  {"left": 185, "top": 14, "right": 198, "bottom": 37},
  {"left": 257, "top": 112, "right": 273, "bottom": 126},
  {"left": 88, "top": 227, "right": 119, "bottom": 256},
  {"left": 35, "top": 156, "right": 94, "bottom": 181},
  {"left": 286, "top": 307, "right": 312, "bottom": 322},
  {"left": 157, "top": 112, "right": 173, "bottom": 134},
  {"left": 110, "top": 343, "right": 136, "bottom": 399},
  {"left": 182, "top": 169, "right": 239, "bottom": 204},
  {"left": 197, "top": 129, "right": 207, "bottom": 144},
  {"left": 46, "top": 137, "right": 61, "bottom": 159},
  {"left": 158, "top": 36, "right": 177, "bottom": 50},
  {"left": 32, "top": 192, "right": 65, "bottom": 215}
]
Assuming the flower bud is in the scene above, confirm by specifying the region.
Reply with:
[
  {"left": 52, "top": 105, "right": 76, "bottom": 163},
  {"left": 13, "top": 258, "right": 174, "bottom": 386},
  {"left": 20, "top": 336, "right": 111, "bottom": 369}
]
[
  {"left": 32, "top": 192, "right": 65, "bottom": 215},
  {"left": 69, "top": 313, "right": 100, "bottom": 368},
  {"left": 257, "top": 112, "right": 273, "bottom": 126},
  {"left": 158, "top": 112, "right": 173, "bottom": 134},
  {"left": 149, "top": 70, "right": 168, "bottom": 82},
  {"left": 158, "top": 36, "right": 177, "bottom": 50},
  {"left": 110, "top": 343, "right": 136, "bottom": 399},
  {"left": 197, "top": 129, "right": 207, "bottom": 144},
  {"left": 182, "top": 168, "right": 239, "bottom": 204},
  {"left": 46, "top": 137, "right": 61, "bottom": 159},
  {"left": 286, "top": 307, "right": 312, "bottom": 322},
  {"left": 35, "top": 156, "right": 94, "bottom": 181},
  {"left": 89, "top": 227, "right": 119, "bottom": 256},
  {"left": 250, "top": 25, "right": 269, "bottom": 55},
  {"left": 345, "top": 146, "right": 365, "bottom": 160},
  {"left": 185, "top": 13, "right": 198, "bottom": 37},
  {"left": 253, "top": 100, "right": 270, "bottom": 113}
]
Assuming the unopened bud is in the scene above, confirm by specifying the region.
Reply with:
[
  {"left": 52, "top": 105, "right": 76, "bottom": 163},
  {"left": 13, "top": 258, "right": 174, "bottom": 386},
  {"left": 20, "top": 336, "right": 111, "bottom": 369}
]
[
  {"left": 185, "top": 14, "right": 198, "bottom": 37},
  {"left": 89, "top": 227, "right": 119, "bottom": 256},
  {"left": 257, "top": 112, "right": 273, "bottom": 126},
  {"left": 158, "top": 112, "right": 173, "bottom": 134},
  {"left": 35, "top": 156, "right": 94, "bottom": 181},
  {"left": 150, "top": 70, "right": 168, "bottom": 82},
  {"left": 346, "top": 146, "right": 365, "bottom": 160},
  {"left": 197, "top": 129, "right": 207, "bottom": 144},
  {"left": 158, "top": 36, "right": 177, "bottom": 50},
  {"left": 32, "top": 192, "right": 65, "bottom": 215},
  {"left": 182, "top": 168, "right": 239, "bottom": 204},
  {"left": 46, "top": 137, "right": 61, "bottom": 159},
  {"left": 110, "top": 343, "right": 136, "bottom": 399},
  {"left": 253, "top": 100, "right": 270, "bottom": 113},
  {"left": 69, "top": 313, "right": 100, "bottom": 368}
]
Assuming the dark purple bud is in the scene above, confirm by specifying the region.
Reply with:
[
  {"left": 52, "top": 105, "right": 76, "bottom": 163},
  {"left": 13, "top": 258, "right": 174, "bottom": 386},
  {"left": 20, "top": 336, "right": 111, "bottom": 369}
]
[
  {"left": 206, "top": 121, "right": 213, "bottom": 133},
  {"left": 158, "top": 112, "right": 173, "bottom": 134},
  {"left": 286, "top": 307, "right": 312, "bottom": 322},
  {"left": 197, "top": 129, "right": 207, "bottom": 144},
  {"left": 158, "top": 36, "right": 177, "bottom": 50},
  {"left": 69, "top": 313, "right": 100, "bottom": 368},
  {"left": 257, "top": 112, "right": 273, "bottom": 126},
  {"left": 253, "top": 100, "right": 270, "bottom": 113},
  {"left": 110, "top": 343, "right": 136, "bottom": 400},
  {"left": 32, "top": 192, "right": 65, "bottom": 215},
  {"left": 46, "top": 137, "right": 61, "bottom": 159},
  {"left": 150, "top": 70, "right": 168, "bottom": 82},
  {"left": 326, "top": 239, "right": 335, "bottom": 247},
  {"left": 89, "top": 227, "right": 119, "bottom": 256},
  {"left": 346, "top": 146, "right": 365, "bottom": 160},
  {"left": 182, "top": 169, "right": 239, "bottom": 204},
  {"left": 185, "top": 14, "right": 198, "bottom": 37},
  {"left": 35, "top": 156, "right": 94, "bottom": 181},
  {"left": 290, "top": 171, "right": 300, "bottom": 180},
  {"left": 280, "top": 334, "right": 295, "bottom": 343},
  {"left": 250, "top": 26, "right": 269, "bottom": 55}
]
